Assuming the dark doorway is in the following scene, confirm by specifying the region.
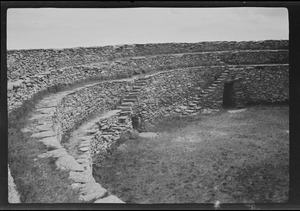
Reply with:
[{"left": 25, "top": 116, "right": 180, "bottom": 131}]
[
  {"left": 131, "top": 115, "right": 140, "bottom": 130},
  {"left": 223, "top": 82, "right": 235, "bottom": 108}
]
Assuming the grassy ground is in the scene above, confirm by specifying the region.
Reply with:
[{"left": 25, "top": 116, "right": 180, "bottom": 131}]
[
  {"left": 8, "top": 92, "right": 82, "bottom": 203},
  {"left": 93, "top": 105, "right": 289, "bottom": 204},
  {"left": 7, "top": 84, "right": 89, "bottom": 203}
]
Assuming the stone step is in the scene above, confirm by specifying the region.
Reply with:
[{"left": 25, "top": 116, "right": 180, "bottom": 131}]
[
  {"left": 200, "top": 94, "right": 209, "bottom": 97},
  {"left": 118, "top": 116, "right": 128, "bottom": 123},
  {"left": 122, "top": 98, "right": 136, "bottom": 103},
  {"left": 132, "top": 86, "right": 142, "bottom": 90},
  {"left": 136, "top": 78, "right": 149, "bottom": 82},
  {"left": 134, "top": 82, "right": 147, "bottom": 86},
  {"left": 117, "top": 106, "right": 132, "bottom": 111},
  {"left": 188, "top": 106, "right": 202, "bottom": 110},
  {"left": 125, "top": 96, "right": 138, "bottom": 100},
  {"left": 120, "top": 102, "right": 134, "bottom": 107},
  {"left": 125, "top": 92, "right": 139, "bottom": 97},
  {"left": 206, "top": 87, "right": 216, "bottom": 91},
  {"left": 129, "top": 90, "right": 140, "bottom": 94},
  {"left": 119, "top": 111, "right": 130, "bottom": 116},
  {"left": 134, "top": 81, "right": 147, "bottom": 86}
]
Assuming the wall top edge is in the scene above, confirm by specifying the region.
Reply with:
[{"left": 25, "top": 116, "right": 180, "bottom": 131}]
[{"left": 7, "top": 40, "right": 289, "bottom": 52}]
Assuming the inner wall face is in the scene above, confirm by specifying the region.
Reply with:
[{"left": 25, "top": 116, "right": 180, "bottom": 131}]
[
  {"left": 85, "top": 42, "right": 287, "bottom": 204},
  {"left": 7, "top": 39, "right": 289, "bottom": 204},
  {"left": 7, "top": 7, "right": 289, "bottom": 204}
]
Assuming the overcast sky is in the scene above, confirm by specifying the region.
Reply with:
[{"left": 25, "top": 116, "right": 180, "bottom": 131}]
[{"left": 7, "top": 7, "right": 288, "bottom": 50}]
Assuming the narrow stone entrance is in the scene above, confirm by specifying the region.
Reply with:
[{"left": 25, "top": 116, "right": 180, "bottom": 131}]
[
  {"left": 131, "top": 115, "right": 139, "bottom": 130},
  {"left": 223, "top": 81, "right": 235, "bottom": 108}
]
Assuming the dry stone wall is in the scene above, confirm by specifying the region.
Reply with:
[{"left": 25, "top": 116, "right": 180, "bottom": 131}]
[
  {"left": 90, "top": 110, "right": 132, "bottom": 164},
  {"left": 7, "top": 40, "right": 289, "bottom": 203},
  {"left": 121, "top": 50, "right": 288, "bottom": 74},
  {"left": 131, "top": 66, "right": 226, "bottom": 128},
  {"left": 8, "top": 40, "right": 288, "bottom": 80},
  {"left": 126, "top": 40, "right": 289, "bottom": 56},
  {"left": 131, "top": 64, "right": 289, "bottom": 130},
  {"left": 55, "top": 80, "right": 133, "bottom": 141},
  {"left": 231, "top": 65, "right": 289, "bottom": 103},
  {"left": 7, "top": 63, "right": 135, "bottom": 113},
  {"left": 7, "top": 41, "right": 288, "bottom": 116}
]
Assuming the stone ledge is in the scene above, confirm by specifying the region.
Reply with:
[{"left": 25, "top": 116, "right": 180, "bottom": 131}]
[{"left": 94, "top": 195, "right": 125, "bottom": 203}]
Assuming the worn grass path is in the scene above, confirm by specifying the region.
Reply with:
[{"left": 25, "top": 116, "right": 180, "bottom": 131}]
[{"left": 93, "top": 105, "right": 289, "bottom": 204}]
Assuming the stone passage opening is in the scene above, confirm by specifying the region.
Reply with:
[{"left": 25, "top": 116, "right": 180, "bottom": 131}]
[
  {"left": 223, "top": 81, "right": 236, "bottom": 108},
  {"left": 131, "top": 115, "right": 140, "bottom": 130}
]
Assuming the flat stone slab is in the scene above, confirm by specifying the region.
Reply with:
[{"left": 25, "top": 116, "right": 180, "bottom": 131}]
[
  {"left": 139, "top": 132, "right": 158, "bottom": 138},
  {"left": 36, "top": 124, "right": 53, "bottom": 132},
  {"left": 48, "top": 148, "right": 69, "bottom": 158},
  {"left": 35, "top": 119, "right": 53, "bottom": 126},
  {"left": 228, "top": 108, "right": 247, "bottom": 113},
  {"left": 76, "top": 158, "right": 89, "bottom": 164},
  {"left": 37, "top": 137, "right": 62, "bottom": 150},
  {"left": 21, "top": 127, "right": 31, "bottom": 133},
  {"left": 79, "top": 182, "right": 107, "bottom": 202},
  {"left": 31, "top": 131, "right": 56, "bottom": 139},
  {"left": 71, "top": 183, "right": 85, "bottom": 190},
  {"left": 35, "top": 100, "right": 58, "bottom": 108},
  {"left": 69, "top": 171, "right": 95, "bottom": 183},
  {"left": 85, "top": 129, "right": 97, "bottom": 135},
  {"left": 79, "top": 140, "right": 91, "bottom": 146},
  {"left": 78, "top": 154, "right": 90, "bottom": 160},
  {"left": 35, "top": 107, "right": 56, "bottom": 114},
  {"left": 98, "top": 110, "right": 122, "bottom": 120},
  {"left": 94, "top": 195, "right": 125, "bottom": 203},
  {"left": 56, "top": 155, "right": 84, "bottom": 172},
  {"left": 79, "top": 146, "right": 90, "bottom": 152},
  {"left": 29, "top": 114, "right": 52, "bottom": 121},
  {"left": 8, "top": 166, "right": 21, "bottom": 203}
]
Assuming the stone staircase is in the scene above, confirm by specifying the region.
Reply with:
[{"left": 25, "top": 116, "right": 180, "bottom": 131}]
[
  {"left": 185, "top": 68, "right": 231, "bottom": 111},
  {"left": 117, "top": 76, "right": 151, "bottom": 123}
]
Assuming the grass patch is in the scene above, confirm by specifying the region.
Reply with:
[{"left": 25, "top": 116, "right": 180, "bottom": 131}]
[
  {"left": 8, "top": 87, "right": 83, "bottom": 203},
  {"left": 93, "top": 105, "right": 289, "bottom": 203},
  {"left": 8, "top": 124, "right": 82, "bottom": 203}
]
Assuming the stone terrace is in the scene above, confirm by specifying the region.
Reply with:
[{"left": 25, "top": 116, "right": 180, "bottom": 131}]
[{"left": 7, "top": 40, "right": 289, "bottom": 203}]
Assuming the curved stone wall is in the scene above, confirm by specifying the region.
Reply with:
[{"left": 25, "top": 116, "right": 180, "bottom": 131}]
[
  {"left": 55, "top": 79, "right": 134, "bottom": 141},
  {"left": 7, "top": 40, "right": 288, "bottom": 81},
  {"left": 7, "top": 40, "right": 289, "bottom": 203},
  {"left": 7, "top": 50, "right": 288, "bottom": 114}
]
